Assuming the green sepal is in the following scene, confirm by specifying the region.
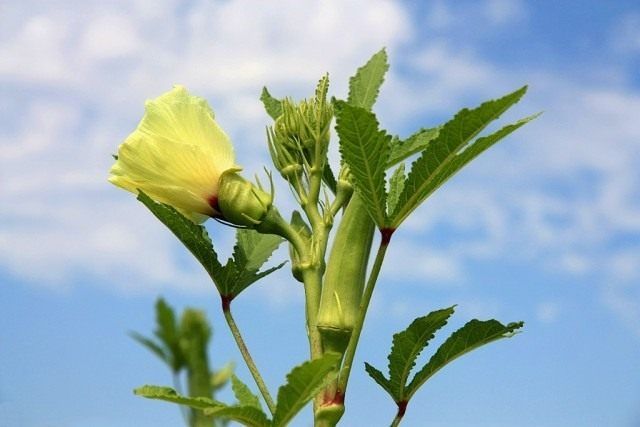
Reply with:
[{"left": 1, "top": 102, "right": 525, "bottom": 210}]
[{"left": 272, "top": 353, "right": 341, "bottom": 427}]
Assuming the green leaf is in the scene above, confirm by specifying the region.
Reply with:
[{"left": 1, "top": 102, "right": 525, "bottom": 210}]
[
  {"left": 272, "top": 353, "right": 341, "bottom": 427},
  {"left": 364, "top": 362, "right": 393, "bottom": 396},
  {"left": 129, "top": 332, "right": 169, "bottom": 366},
  {"left": 234, "top": 229, "right": 284, "bottom": 272},
  {"left": 135, "top": 385, "right": 271, "bottom": 427},
  {"left": 335, "top": 101, "right": 391, "bottom": 228},
  {"left": 137, "top": 191, "right": 225, "bottom": 290},
  {"left": 386, "top": 163, "right": 405, "bottom": 216},
  {"left": 231, "top": 374, "right": 262, "bottom": 410},
  {"left": 260, "top": 87, "right": 283, "bottom": 120},
  {"left": 211, "top": 361, "right": 235, "bottom": 391},
  {"left": 426, "top": 113, "right": 541, "bottom": 192},
  {"left": 323, "top": 163, "right": 338, "bottom": 194},
  {"left": 390, "top": 86, "right": 530, "bottom": 228},
  {"left": 205, "top": 405, "right": 271, "bottom": 427},
  {"left": 406, "top": 319, "right": 524, "bottom": 400},
  {"left": 134, "top": 385, "right": 223, "bottom": 410},
  {"left": 387, "top": 127, "right": 440, "bottom": 167},
  {"left": 387, "top": 307, "right": 455, "bottom": 400},
  {"left": 221, "top": 229, "right": 286, "bottom": 298},
  {"left": 155, "top": 298, "right": 185, "bottom": 372},
  {"left": 348, "top": 48, "right": 389, "bottom": 110}
]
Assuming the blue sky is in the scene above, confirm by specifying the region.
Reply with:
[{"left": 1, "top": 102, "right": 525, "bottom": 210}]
[{"left": 1, "top": 1, "right": 640, "bottom": 426}]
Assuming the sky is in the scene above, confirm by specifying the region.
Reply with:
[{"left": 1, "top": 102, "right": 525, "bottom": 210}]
[{"left": 1, "top": 0, "right": 640, "bottom": 426}]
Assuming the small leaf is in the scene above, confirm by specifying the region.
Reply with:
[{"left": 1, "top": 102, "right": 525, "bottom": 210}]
[
  {"left": 387, "top": 307, "right": 455, "bottom": 400},
  {"left": 386, "top": 163, "right": 405, "bottom": 216},
  {"left": 390, "top": 86, "right": 530, "bottom": 228},
  {"left": 348, "top": 48, "right": 389, "bottom": 111},
  {"left": 387, "top": 127, "right": 440, "bottom": 167},
  {"left": 137, "top": 191, "right": 225, "bottom": 291},
  {"left": 211, "top": 361, "right": 235, "bottom": 391},
  {"left": 231, "top": 374, "right": 262, "bottom": 410},
  {"left": 406, "top": 319, "right": 524, "bottom": 400},
  {"left": 222, "top": 229, "right": 286, "bottom": 298},
  {"left": 204, "top": 405, "right": 271, "bottom": 427},
  {"left": 426, "top": 114, "right": 541, "bottom": 193},
  {"left": 364, "top": 362, "right": 393, "bottom": 397},
  {"left": 260, "top": 87, "right": 283, "bottom": 120},
  {"left": 335, "top": 101, "right": 391, "bottom": 228},
  {"left": 134, "top": 385, "right": 223, "bottom": 410},
  {"left": 323, "top": 163, "right": 338, "bottom": 194},
  {"left": 272, "top": 353, "right": 341, "bottom": 427},
  {"left": 129, "top": 332, "right": 169, "bottom": 366},
  {"left": 155, "top": 298, "right": 185, "bottom": 372},
  {"left": 234, "top": 229, "right": 284, "bottom": 272}
]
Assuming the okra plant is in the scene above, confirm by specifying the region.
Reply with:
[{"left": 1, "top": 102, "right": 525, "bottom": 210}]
[{"left": 109, "top": 49, "right": 537, "bottom": 426}]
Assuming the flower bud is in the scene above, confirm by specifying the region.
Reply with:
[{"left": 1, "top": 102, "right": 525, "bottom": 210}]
[{"left": 217, "top": 171, "right": 272, "bottom": 227}]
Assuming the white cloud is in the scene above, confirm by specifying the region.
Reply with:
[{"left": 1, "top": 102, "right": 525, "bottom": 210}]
[
  {"left": 483, "top": 0, "right": 528, "bottom": 25},
  {"left": 611, "top": 12, "right": 640, "bottom": 54},
  {"left": 1, "top": 0, "right": 639, "bottom": 336},
  {"left": 535, "top": 301, "right": 561, "bottom": 324}
]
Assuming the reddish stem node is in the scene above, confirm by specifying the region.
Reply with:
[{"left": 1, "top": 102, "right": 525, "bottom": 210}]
[
  {"left": 380, "top": 228, "right": 396, "bottom": 246},
  {"left": 221, "top": 294, "right": 234, "bottom": 312},
  {"left": 396, "top": 400, "right": 408, "bottom": 418}
]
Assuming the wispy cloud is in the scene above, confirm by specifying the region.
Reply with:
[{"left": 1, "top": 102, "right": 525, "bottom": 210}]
[{"left": 1, "top": 0, "right": 639, "bottom": 334}]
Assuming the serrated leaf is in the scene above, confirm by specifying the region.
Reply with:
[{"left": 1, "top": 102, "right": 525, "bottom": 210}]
[
  {"left": 387, "top": 163, "right": 405, "bottom": 216},
  {"left": 364, "top": 362, "right": 393, "bottom": 396},
  {"left": 335, "top": 101, "right": 391, "bottom": 228},
  {"left": 387, "top": 127, "right": 440, "bottom": 167},
  {"left": 390, "top": 86, "right": 529, "bottom": 228},
  {"left": 387, "top": 307, "right": 455, "bottom": 400},
  {"left": 427, "top": 113, "right": 541, "bottom": 193},
  {"left": 231, "top": 374, "right": 262, "bottom": 410},
  {"left": 222, "top": 229, "right": 286, "bottom": 298},
  {"left": 134, "top": 385, "right": 223, "bottom": 410},
  {"left": 406, "top": 319, "right": 524, "bottom": 400},
  {"left": 234, "top": 229, "right": 284, "bottom": 272},
  {"left": 272, "top": 353, "right": 341, "bottom": 427},
  {"left": 137, "top": 191, "right": 225, "bottom": 290},
  {"left": 348, "top": 48, "right": 389, "bottom": 110},
  {"left": 205, "top": 405, "right": 271, "bottom": 427},
  {"left": 260, "top": 87, "right": 283, "bottom": 120}
]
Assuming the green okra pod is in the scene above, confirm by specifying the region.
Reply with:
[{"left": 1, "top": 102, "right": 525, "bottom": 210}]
[{"left": 317, "top": 194, "right": 375, "bottom": 354}]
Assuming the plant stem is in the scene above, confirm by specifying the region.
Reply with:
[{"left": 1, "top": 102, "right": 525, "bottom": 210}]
[
  {"left": 338, "top": 232, "right": 392, "bottom": 392},
  {"left": 390, "top": 414, "right": 403, "bottom": 427},
  {"left": 222, "top": 304, "right": 276, "bottom": 415},
  {"left": 172, "top": 372, "right": 191, "bottom": 426}
]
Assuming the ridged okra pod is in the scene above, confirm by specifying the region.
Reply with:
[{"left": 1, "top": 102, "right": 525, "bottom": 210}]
[{"left": 317, "top": 194, "right": 375, "bottom": 354}]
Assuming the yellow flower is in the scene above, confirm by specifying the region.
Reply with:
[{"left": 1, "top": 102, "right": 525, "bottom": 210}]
[{"left": 109, "top": 85, "right": 238, "bottom": 223}]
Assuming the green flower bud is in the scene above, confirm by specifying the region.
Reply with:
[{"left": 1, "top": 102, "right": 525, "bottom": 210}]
[{"left": 217, "top": 171, "right": 272, "bottom": 227}]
